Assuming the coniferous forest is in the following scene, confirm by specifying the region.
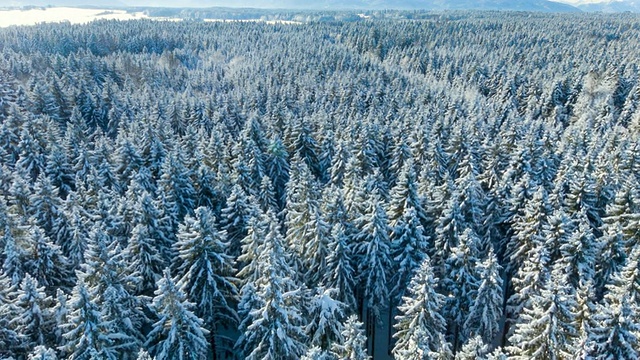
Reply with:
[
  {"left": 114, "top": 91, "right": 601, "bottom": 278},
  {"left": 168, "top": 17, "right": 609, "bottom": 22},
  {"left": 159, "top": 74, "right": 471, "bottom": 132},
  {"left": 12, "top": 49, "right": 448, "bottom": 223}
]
[{"left": 0, "top": 11, "right": 640, "bottom": 360}]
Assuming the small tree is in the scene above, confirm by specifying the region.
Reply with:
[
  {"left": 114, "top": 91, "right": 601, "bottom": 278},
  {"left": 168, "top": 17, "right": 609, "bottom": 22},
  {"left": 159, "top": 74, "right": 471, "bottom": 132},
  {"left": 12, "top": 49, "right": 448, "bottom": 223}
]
[{"left": 331, "top": 315, "right": 370, "bottom": 360}]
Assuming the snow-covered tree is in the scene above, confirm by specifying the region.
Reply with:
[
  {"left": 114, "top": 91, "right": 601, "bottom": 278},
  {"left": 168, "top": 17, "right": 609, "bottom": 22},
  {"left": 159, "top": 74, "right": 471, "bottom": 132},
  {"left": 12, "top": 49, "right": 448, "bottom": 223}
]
[
  {"left": 386, "top": 159, "right": 429, "bottom": 298},
  {"left": 0, "top": 270, "right": 20, "bottom": 358},
  {"left": 23, "top": 223, "right": 72, "bottom": 290},
  {"left": 219, "top": 183, "right": 256, "bottom": 259},
  {"left": 464, "top": 247, "right": 503, "bottom": 344},
  {"left": 124, "top": 222, "right": 165, "bottom": 295},
  {"left": 507, "top": 264, "right": 578, "bottom": 359},
  {"left": 173, "top": 207, "right": 238, "bottom": 357},
  {"left": 236, "top": 215, "right": 307, "bottom": 360},
  {"left": 28, "top": 346, "right": 58, "bottom": 360},
  {"left": 393, "top": 256, "right": 448, "bottom": 359},
  {"left": 306, "top": 286, "right": 346, "bottom": 351},
  {"left": 443, "top": 228, "right": 482, "bottom": 351},
  {"left": 331, "top": 315, "right": 370, "bottom": 360},
  {"left": 455, "top": 336, "right": 489, "bottom": 360},
  {"left": 323, "top": 222, "right": 357, "bottom": 311},
  {"left": 354, "top": 188, "right": 392, "bottom": 319},
  {"left": 62, "top": 279, "right": 119, "bottom": 360},
  {"left": 146, "top": 269, "right": 209, "bottom": 360},
  {"left": 11, "top": 273, "right": 53, "bottom": 351}
]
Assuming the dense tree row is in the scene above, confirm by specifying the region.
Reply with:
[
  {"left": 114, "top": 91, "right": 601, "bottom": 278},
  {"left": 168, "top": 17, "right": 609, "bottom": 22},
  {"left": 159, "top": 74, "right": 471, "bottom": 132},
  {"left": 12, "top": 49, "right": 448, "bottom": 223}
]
[{"left": 0, "top": 10, "right": 639, "bottom": 359}]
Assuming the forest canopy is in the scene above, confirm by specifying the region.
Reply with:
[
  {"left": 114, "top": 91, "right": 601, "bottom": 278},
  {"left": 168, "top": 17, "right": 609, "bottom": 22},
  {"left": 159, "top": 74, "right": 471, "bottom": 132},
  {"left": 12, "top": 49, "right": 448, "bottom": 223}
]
[{"left": 0, "top": 10, "right": 639, "bottom": 360}]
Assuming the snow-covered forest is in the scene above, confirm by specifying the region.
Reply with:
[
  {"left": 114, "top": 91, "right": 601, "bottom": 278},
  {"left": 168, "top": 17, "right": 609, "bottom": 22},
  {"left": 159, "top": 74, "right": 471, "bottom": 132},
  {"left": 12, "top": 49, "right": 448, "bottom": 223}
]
[{"left": 0, "top": 11, "right": 639, "bottom": 360}]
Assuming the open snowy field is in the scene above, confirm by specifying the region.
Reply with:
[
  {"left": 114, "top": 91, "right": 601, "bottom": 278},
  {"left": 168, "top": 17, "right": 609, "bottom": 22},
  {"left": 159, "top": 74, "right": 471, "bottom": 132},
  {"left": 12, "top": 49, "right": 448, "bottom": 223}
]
[
  {"left": 0, "top": 7, "right": 304, "bottom": 27},
  {"left": 0, "top": 7, "right": 150, "bottom": 27}
]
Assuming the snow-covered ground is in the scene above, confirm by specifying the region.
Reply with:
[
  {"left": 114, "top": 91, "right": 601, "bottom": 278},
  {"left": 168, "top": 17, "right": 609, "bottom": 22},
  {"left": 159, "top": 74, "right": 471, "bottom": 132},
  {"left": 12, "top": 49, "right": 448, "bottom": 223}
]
[
  {"left": 0, "top": 7, "right": 304, "bottom": 28},
  {"left": 0, "top": 7, "right": 151, "bottom": 27}
]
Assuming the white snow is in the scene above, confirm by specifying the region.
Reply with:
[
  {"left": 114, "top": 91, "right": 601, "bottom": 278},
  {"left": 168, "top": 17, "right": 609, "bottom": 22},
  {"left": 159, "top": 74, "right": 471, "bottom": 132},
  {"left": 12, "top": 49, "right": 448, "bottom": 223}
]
[{"left": 0, "top": 7, "right": 153, "bottom": 28}]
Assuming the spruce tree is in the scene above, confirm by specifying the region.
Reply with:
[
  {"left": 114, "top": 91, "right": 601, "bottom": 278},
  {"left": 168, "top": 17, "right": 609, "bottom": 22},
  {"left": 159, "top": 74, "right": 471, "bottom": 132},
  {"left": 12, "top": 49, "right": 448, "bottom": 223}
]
[
  {"left": 235, "top": 214, "right": 307, "bottom": 360},
  {"left": 173, "top": 207, "right": 238, "bottom": 357},
  {"left": 393, "top": 256, "right": 448, "bottom": 359},
  {"left": 464, "top": 247, "right": 503, "bottom": 344},
  {"left": 11, "top": 273, "right": 53, "bottom": 351},
  {"left": 507, "top": 264, "right": 578, "bottom": 359},
  {"left": 331, "top": 315, "right": 370, "bottom": 360},
  {"left": 306, "top": 286, "right": 346, "bottom": 351},
  {"left": 146, "top": 269, "right": 209, "bottom": 360}
]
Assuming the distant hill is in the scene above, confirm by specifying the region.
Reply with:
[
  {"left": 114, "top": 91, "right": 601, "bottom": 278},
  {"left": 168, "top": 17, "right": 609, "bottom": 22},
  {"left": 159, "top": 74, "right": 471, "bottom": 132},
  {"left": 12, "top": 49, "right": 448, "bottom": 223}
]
[
  {"left": 573, "top": 0, "right": 640, "bottom": 12},
  {"left": 5, "top": 0, "right": 127, "bottom": 7},
  {"left": 122, "top": 0, "right": 581, "bottom": 12}
]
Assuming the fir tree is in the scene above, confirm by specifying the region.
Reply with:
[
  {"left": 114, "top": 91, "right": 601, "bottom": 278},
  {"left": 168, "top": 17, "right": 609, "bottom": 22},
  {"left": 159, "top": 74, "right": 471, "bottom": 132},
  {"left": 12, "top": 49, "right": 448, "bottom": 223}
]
[
  {"left": 11, "top": 273, "right": 53, "bottom": 351},
  {"left": 28, "top": 346, "right": 58, "bottom": 360},
  {"left": 236, "top": 215, "right": 307, "bottom": 360},
  {"left": 173, "top": 207, "right": 238, "bottom": 358},
  {"left": 125, "top": 223, "right": 165, "bottom": 295},
  {"left": 354, "top": 188, "right": 393, "bottom": 319},
  {"left": 393, "top": 256, "right": 448, "bottom": 359},
  {"left": 146, "top": 269, "right": 209, "bottom": 360},
  {"left": 443, "top": 228, "right": 482, "bottom": 351},
  {"left": 331, "top": 315, "right": 370, "bottom": 360},
  {"left": 507, "top": 264, "right": 579, "bottom": 359},
  {"left": 306, "top": 286, "right": 346, "bottom": 351},
  {"left": 455, "top": 336, "right": 489, "bottom": 360},
  {"left": 0, "top": 270, "right": 20, "bottom": 359},
  {"left": 62, "top": 279, "right": 119, "bottom": 360},
  {"left": 323, "top": 222, "right": 357, "bottom": 311},
  {"left": 463, "top": 247, "right": 503, "bottom": 344}
]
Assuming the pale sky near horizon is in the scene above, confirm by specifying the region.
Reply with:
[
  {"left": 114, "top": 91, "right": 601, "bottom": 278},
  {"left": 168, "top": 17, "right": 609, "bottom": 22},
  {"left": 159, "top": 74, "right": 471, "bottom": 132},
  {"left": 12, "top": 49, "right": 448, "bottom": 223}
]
[{"left": 553, "top": 0, "right": 615, "bottom": 3}]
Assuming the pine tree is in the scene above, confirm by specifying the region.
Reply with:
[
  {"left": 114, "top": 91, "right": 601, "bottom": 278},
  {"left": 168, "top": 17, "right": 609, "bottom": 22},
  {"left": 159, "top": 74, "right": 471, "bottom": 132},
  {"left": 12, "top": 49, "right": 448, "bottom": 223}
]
[
  {"left": 236, "top": 215, "right": 307, "bottom": 360},
  {"left": 443, "top": 228, "right": 482, "bottom": 351},
  {"left": 23, "top": 223, "right": 72, "bottom": 290},
  {"left": 57, "top": 195, "right": 91, "bottom": 268},
  {"left": 597, "top": 178, "right": 640, "bottom": 293},
  {"left": 455, "top": 336, "right": 489, "bottom": 360},
  {"left": 331, "top": 315, "right": 370, "bottom": 360},
  {"left": 62, "top": 279, "right": 119, "bottom": 360},
  {"left": 354, "top": 187, "right": 392, "bottom": 319},
  {"left": 236, "top": 208, "right": 270, "bottom": 287},
  {"left": 157, "top": 152, "right": 196, "bottom": 222},
  {"left": 28, "top": 174, "right": 62, "bottom": 238},
  {"left": 146, "top": 269, "right": 209, "bottom": 360},
  {"left": 506, "top": 185, "right": 550, "bottom": 273},
  {"left": 588, "top": 245, "right": 640, "bottom": 358},
  {"left": 463, "top": 247, "right": 503, "bottom": 344},
  {"left": 11, "top": 273, "right": 53, "bottom": 351},
  {"left": 393, "top": 256, "right": 448, "bottom": 359},
  {"left": 507, "top": 264, "right": 578, "bottom": 359},
  {"left": 136, "top": 349, "right": 154, "bottom": 360},
  {"left": 558, "top": 212, "right": 597, "bottom": 289},
  {"left": 387, "top": 160, "right": 429, "bottom": 299},
  {"left": 173, "top": 207, "right": 238, "bottom": 358},
  {"left": 28, "top": 346, "right": 58, "bottom": 360},
  {"left": 79, "top": 227, "right": 146, "bottom": 351},
  {"left": 302, "top": 346, "right": 336, "bottom": 360},
  {"left": 3, "top": 229, "right": 25, "bottom": 285},
  {"left": 125, "top": 223, "right": 165, "bottom": 295},
  {"left": 284, "top": 155, "right": 321, "bottom": 275},
  {"left": 323, "top": 222, "right": 357, "bottom": 311},
  {"left": 508, "top": 240, "right": 551, "bottom": 325},
  {"left": 52, "top": 289, "right": 70, "bottom": 349},
  {"left": 573, "top": 281, "right": 597, "bottom": 359},
  {"left": 0, "top": 270, "right": 21, "bottom": 359},
  {"left": 303, "top": 208, "right": 333, "bottom": 287},
  {"left": 432, "top": 180, "right": 467, "bottom": 278},
  {"left": 219, "top": 183, "right": 256, "bottom": 259},
  {"left": 306, "top": 286, "right": 346, "bottom": 351}
]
